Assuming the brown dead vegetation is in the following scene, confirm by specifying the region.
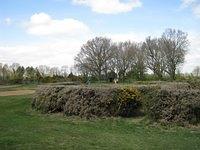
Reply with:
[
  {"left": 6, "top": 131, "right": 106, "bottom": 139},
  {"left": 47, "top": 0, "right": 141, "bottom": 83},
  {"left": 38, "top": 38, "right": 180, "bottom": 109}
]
[{"left": 0, "top": 90, "right": 35, "bottom": 96}]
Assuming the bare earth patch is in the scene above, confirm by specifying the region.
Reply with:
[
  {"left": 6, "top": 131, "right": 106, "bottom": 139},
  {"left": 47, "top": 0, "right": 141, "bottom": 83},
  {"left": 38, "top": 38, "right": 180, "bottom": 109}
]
[
  {"left": 0, "top": 85, "right": 21, "bottom": 89},
  {"left": 0, "top": 90, "right": 35, "bottom": 96}
]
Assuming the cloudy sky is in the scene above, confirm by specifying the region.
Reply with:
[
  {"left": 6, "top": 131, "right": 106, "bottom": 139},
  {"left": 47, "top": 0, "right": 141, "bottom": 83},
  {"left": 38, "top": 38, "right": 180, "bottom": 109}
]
[{"left": 0, "top": 0, "right": 200, "bottom": 72}]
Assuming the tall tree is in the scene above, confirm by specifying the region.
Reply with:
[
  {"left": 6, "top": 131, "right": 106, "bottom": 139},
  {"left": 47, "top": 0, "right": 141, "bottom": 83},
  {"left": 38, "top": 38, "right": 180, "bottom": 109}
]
[
  {"left": 192, "top": 66, "right": 200, "bottom": 77},
  {"left": 25, "top": 66, "right": 36, "bottom": 82},
  {"left": 142, "top": 37, "right": 166, "bottom": 79},
  {"left": 1, "top": 64, "right": 10, "bottom": 82},
  {"left": 50, "top": 67, "right": 60, "bottom": 76},
  {"left": 38, "top": 65, "right": 50, "bottom": 77},
  {"left": 0, "top": 63, "right": 2, "bottom": 81},
  {"left": 134, "top": 45, "right": 146, "bottom": 80},
  {"left": 114, "top": 41, "right": 136, "bottom": 80},
  {"left": 61, "top": 65, "right": 69, "bottom": 77},
  {"left": 10, "top": 63, "right": 20, "bottom": 80},
  {"left": 161, "top": 29, "right": 189, "bottom": 80},
  {"left": 75, "top": 37, "right": 115, "bottom": 80},
  {"left": 35, "top": 68, "right": 43, "bottom": 82},
  {"left": 15, "top": 66, "right": 25, "bottom": 83}
]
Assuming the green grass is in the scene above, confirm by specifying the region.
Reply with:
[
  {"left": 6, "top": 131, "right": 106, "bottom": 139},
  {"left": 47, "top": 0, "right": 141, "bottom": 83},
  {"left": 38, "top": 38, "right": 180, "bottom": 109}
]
[{"left": 0, "top": 94, "right": 200, "bottom": 150}]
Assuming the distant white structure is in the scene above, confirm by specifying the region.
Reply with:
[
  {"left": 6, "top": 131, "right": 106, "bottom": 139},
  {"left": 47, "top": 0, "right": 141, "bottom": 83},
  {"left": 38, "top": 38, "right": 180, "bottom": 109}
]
[{"left": 114, "top": 78, "right": 118, "bottom": 84}]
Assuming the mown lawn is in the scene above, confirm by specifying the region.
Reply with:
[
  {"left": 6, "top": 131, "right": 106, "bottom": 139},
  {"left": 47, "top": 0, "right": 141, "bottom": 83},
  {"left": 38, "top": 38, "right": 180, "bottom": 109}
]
[{"left": 0, "top": 94, "right": 200, "bottom": 149}]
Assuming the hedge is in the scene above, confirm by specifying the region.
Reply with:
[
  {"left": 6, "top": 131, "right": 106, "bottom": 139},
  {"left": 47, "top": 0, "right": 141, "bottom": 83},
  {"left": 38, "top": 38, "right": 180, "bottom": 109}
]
[
  {"left": 32, "top": 85, "right": 143, "bottom": 118},
  {"left": 143, "top": 88, "right": 200, "bottom": 125},
  {"left": 32, "top": 83, "right": 200, "bottom": 125}
]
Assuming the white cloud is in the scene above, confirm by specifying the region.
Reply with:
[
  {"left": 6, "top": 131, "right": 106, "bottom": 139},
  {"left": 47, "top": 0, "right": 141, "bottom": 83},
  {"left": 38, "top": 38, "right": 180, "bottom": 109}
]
[
  {"left": 0, "top": 31, "right": 146, "bottom": 68},
  {"left": 0, "top": 12, "right": 92, "bottom": 68},
  {"left": 193, "top": 4, "right": 200, "bottom": 17},
  {"left": 181, "top": 0, "right": 196, "bottom": 8},
  {"left": 181, "top": 0, "right": 200, "bottom": 18},
  {"left": 0, "top": 39, "right": 85, "bottom": 67},
  {"left": 104, "top": 32, "right": 146, "bottom": 43},
  {"left": 72, "top": 0, "right": 142, "bottom": 14},
  {"left": 25, "top": 12, "right": 90, "bottom": 36},
  {"left": 4, "top": 17, "right": 12, "bottom": 25},
  {"left": 103, "top": 30, "right": 162, "bottom": 43},
  {"left": 182, "top": 31, "right": 200, "bottom": 72}
]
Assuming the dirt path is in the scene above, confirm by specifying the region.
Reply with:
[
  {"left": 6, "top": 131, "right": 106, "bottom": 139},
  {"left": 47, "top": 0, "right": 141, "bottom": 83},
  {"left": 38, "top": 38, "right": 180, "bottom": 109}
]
[{"left": 0, "top": 90, "right": 35, "bottom": 96}]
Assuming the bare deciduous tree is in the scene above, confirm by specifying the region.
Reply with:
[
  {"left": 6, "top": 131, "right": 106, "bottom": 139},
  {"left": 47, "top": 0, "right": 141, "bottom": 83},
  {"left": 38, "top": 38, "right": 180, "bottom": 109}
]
[
  {"left": 161, "top": 29, "right": 189, "bottom": 80},
  {"left": 2, "top": 64, "right": 10, "bottom": 81},
  {"left": 10, "top": 63, "right": 20, "bottom": 79},
  {"left": 75, "top": 37, "right": 115, "bottom": 80},
  {"left": 192, "top": 66, "right": 200, "bottom": 77},
  {"left": 142, "top": 37, "right": 166, "bottom": 79},
  {"left": 0, "top": 63, "right": 2, "bottom": 80},
  {"left": 114, "top": 41, "right": 136, "bottom": 80},
  {"left": 133, "top": 44, "right": 146, "bottom": 80},
  {"left": 50, "top": 67, "right": 60, "bottom": 76},
  {"left": 37, "top": 65, "right": 51, "bottom": 77},
  {"left": 61, "top": 65, "right": 69, "bottom": 77}
]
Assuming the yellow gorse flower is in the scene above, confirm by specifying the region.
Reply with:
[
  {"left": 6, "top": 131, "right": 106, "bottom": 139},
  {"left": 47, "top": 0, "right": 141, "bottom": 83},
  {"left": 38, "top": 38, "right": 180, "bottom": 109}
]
[{"left": 117, "top": 87, "right": 141, "bottom": 102}]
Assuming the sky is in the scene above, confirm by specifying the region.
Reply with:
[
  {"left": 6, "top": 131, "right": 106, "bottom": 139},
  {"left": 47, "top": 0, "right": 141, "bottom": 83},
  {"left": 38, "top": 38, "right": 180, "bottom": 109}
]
[{"left": 0, "top": 0, "right": 200, "bottom": 73}]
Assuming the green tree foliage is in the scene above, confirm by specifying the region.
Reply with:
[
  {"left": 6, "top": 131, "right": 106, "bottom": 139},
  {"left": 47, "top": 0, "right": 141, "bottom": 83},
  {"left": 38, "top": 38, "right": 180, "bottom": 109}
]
[{"left": 15, "top": 66, "right": 25, "bottom": 83}]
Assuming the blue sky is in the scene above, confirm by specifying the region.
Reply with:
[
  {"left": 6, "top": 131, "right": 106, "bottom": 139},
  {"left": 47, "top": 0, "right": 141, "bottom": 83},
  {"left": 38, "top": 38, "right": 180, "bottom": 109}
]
[{"left": 0, "top": 0, "right": 200, "bottom": 72}]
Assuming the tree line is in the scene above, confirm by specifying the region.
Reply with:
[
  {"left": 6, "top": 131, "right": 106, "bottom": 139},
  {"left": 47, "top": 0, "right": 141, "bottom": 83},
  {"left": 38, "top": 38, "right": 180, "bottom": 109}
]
[
  {"left": 0, "top": 63, "right": 79, "bottom": 84},
  {"left": 1, "top": 28, "right": 199, "bottom": 85},
  {"left": 75, "top": 28, "right": 191, "bottom": 81}
]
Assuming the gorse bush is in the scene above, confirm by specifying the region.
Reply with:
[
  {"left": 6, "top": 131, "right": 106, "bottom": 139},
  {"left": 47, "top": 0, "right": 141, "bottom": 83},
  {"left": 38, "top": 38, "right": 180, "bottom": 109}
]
[
  {"left": 187, "top": 79, "right": 200, "bottom": 89},
  {"left": 32, "top": 86, "right": 142, "bottom": 118},
  {"left": 32, "top": 86, "right": 65, "bottom": 113},
  {"left": 114, "top": 88, "right": 142, "bottom": 117},
  {"left": 143, "top": 89, "right": 200, "bottom": 125},
  {"left": 32, "top": 84, "right": 200, "bottom": 125},
  {"left": 62, "top": 88, "right": 115, "bottom": 118}
]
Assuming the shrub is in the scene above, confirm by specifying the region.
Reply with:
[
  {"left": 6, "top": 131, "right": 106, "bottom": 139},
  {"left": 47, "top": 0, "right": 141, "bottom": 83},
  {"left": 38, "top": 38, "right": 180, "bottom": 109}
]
[
  {"left": 160, "top": 82, "right": 191, "bottom": 90},
  {"left": 32, "top": 85, "right": 65, "bottom": 113},
  {"left": 62, "top": 87, "right": 115, "bottom": 118},
  {"left": 187, "top": 79, "right": 200, "bottom": 89},
  {"left": 114, "top": 87, "right": 142, "bottom": 117},
  {"left": 32, "top": 86, "right": 142, "bottom": 118},
  {"left": 143, "top": 89, "right": 200, "bottom": 125},
  {"left": 32, "top": 84, "right": 200, "bottom": 125}
]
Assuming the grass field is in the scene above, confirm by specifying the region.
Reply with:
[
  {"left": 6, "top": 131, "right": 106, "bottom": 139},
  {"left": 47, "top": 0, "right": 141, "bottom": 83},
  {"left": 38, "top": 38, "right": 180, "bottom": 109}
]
[{"left": 0, "top": 85, "right": 200, "bottom": 149}]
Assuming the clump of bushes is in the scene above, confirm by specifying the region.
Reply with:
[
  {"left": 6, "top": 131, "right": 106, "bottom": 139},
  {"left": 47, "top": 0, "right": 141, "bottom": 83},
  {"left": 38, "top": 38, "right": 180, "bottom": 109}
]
[
  {"left": 32, "top": 84, "right": 200, "bottom": 126},
  {"left": 143, "top": 89, "right": 200, "bottom": 125},
  {"left": 32, "top": 86, "right": 142, "bottom": 118},
  {"left": 187, "top": 79, "right": 200, "bottom": 89},
  {"left": 113, "top": 87, "right": 142, "bottom": 117},
  {"left": 62, "top": 87, "right": 116, "bottom": 118},
  {"left": 32, "top": 85, "right": 65, "bottom": 113}
]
